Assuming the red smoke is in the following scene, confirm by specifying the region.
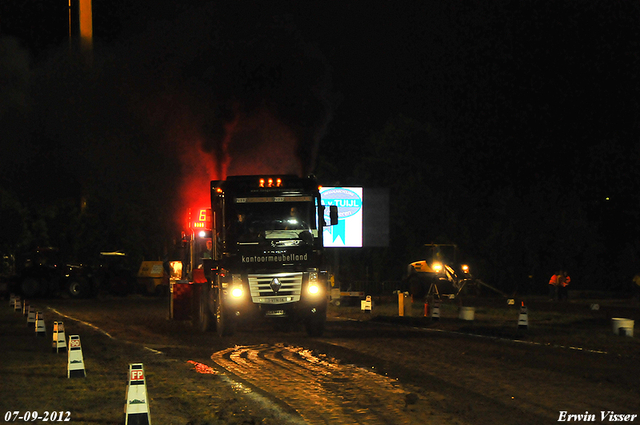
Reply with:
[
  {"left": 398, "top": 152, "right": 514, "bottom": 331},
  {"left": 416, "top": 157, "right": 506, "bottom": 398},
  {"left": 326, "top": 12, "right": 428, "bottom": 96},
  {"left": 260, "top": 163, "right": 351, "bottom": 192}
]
[{"left": 176, "top": 138, "right": 218, "bottom": 229}]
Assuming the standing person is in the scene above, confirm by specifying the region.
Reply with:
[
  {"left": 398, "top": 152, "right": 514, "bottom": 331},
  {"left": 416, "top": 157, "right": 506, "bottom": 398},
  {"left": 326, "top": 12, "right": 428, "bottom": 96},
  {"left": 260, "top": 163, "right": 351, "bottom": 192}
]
[
  {"left": 557, "top": 271, "right": 571, "bottom": 301},
  {"left": 548, "top": 271, "right": 560, "bottom": 301}
]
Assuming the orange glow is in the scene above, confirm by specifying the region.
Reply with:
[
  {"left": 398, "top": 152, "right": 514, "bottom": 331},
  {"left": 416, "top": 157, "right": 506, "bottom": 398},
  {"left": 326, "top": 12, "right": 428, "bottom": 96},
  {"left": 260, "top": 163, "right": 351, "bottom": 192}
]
[
  {"left": 79, "top": 0, "right": 92, "bottom": 50},
  {"left": 187, "top": 360, "right": 218, "bottom": 374},
  {"left": 168, "top": 261, "right": 182, "bottom": 280},
  {"left": 259, "top": 177, "right": 283, "bottom": 188}
]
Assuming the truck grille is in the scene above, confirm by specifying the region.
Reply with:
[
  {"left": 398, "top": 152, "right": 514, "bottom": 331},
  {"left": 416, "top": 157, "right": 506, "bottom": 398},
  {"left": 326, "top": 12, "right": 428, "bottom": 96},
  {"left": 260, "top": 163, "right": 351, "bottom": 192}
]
[{"left": 248, "top": 272, "right": 303, "bottom": 304}]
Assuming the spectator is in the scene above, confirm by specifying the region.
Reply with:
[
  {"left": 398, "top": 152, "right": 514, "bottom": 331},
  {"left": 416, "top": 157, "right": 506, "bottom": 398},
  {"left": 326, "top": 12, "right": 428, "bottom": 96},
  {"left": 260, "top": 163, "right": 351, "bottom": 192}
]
[{"left": 549, "top": 270, "right": 571, "bottom": 301}]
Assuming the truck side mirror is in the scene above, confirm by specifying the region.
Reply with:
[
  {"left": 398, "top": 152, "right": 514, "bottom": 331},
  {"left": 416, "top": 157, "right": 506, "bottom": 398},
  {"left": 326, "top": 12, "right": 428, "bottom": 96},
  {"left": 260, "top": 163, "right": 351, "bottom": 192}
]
[{"left": 330, "top": 205, "right": 338, "bottom": 226}]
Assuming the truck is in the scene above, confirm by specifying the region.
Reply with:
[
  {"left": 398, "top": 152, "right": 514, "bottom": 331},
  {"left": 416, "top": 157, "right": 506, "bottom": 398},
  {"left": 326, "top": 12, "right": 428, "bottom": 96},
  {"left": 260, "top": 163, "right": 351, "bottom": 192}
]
[
  {"left": 6, "top": 247, "right": 94, "bottom": 299},
  {"left": 175, "top": 175, "right": 338, "bottom": 337}
]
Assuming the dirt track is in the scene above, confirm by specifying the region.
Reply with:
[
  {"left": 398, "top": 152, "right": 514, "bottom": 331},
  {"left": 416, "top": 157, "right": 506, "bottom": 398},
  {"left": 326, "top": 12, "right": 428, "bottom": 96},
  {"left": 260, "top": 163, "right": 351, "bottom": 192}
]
[{"left": 3, "top": 295, "right": 639, "bottom": 424}]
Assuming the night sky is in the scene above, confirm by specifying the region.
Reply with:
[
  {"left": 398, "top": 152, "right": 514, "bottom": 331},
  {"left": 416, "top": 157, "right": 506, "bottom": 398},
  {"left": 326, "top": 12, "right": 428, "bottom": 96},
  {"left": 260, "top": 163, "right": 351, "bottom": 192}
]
[{"left": 2, "top": 1, "right": 640, "bottom": 291}]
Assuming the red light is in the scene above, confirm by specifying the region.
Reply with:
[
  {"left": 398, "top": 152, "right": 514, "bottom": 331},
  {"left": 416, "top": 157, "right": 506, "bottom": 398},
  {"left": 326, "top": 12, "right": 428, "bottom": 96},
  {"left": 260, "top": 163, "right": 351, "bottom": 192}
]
[{"left": 259, "top": 178, "right": 265, "bottom": 187}]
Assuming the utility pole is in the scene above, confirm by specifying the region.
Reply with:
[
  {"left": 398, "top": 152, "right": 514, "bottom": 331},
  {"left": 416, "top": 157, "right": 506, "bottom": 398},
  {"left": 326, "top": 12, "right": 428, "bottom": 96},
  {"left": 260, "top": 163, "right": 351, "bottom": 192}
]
[
  {"left": 79, "top": 0, "right": 93, "bottom": 52},
  {"left": 68, "top": 0, "right": 93, "bottom": 53}
]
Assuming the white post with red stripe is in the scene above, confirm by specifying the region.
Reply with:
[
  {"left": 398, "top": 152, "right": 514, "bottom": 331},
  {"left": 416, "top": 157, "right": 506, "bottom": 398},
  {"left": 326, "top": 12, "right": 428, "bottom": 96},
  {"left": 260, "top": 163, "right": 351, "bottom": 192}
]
[
  {"left": 431, "top": 299, "right": 441, "bottom": 320},
  {"left": 518, "top": 302, "right": 529, "bottom": 329},
  {"left": 26, "top": 306, "right": 36, "bottom": 327},
  {"left": 125, "top": 363, "right": 151, "bottom": 425},
  {"left": 35, "top": 311, "right": 46, "bottom": 337},
  {"left": 52, "top": 321, "right": 67, "bottom": 353},
  {"left": 13, "top": 297, "right": 22, "bottom": 312},
  {"left": 67, "top": 335, "right": 86, "bottom": 378}
]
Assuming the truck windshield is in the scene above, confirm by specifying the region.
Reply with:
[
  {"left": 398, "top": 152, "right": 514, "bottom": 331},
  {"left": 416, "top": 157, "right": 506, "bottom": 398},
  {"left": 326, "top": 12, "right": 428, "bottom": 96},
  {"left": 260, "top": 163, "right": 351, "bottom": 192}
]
[{"left": 230, "top": 198, "right": 317, "bottom": 243}]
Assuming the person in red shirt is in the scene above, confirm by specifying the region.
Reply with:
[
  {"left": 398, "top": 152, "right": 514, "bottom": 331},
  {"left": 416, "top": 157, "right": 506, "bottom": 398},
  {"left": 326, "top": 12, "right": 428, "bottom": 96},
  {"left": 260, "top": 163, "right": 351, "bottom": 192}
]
[
  {"left": 549, "top": 271, "right": 571, "bottom": 301},
  {"left": 548, "top": 272, "right": 559, "bottom": 301},
  {"left": 558, "top": 271, "right": 570, "bottom": 301}
]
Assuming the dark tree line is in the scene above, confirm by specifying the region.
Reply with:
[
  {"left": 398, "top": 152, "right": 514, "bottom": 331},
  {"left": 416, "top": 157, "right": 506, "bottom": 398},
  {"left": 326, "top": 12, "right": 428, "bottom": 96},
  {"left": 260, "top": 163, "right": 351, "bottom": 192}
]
[{"left": 317, "top": 112, "right": 640, "bottom": 295}]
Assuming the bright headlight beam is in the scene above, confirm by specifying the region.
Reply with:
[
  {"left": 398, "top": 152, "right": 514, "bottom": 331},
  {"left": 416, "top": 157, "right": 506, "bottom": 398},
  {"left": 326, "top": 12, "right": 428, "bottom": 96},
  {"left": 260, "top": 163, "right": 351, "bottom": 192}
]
[{"left": 432, "top": 262, "right": 443, "bottom": 273}]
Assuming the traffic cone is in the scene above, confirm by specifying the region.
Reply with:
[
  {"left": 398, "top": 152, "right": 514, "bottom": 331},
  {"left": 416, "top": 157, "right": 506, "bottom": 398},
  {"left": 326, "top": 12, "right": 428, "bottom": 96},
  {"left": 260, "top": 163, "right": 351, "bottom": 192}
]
[
  {"left": 52, "top": 321, "right": 67, "bottom": 353},
  {"left": 431, "top": 299, "right": 440, "bottom": 321},
  {"left": 125, "top": 363, "right": 151, "bottom": 425},
  {"left": 35, "top": 311, "right": 46, "bottom": 337},
  {"left": 26, "top": 306, "right": 36, "bottom": 327},
  {"left": 67, "top": 335, "right": 86, "bottom": 378},
  {"left": 518, "top": 302, "right": 529, "bottom": 329}
]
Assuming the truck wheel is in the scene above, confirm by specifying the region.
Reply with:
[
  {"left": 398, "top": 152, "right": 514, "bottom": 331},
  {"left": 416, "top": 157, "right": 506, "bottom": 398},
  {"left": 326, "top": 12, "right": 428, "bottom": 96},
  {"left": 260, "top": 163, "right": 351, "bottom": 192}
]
[
  {"left": 305, "top": 312, "right": 326, "bottom": 337},
  {"left": 198, "top": 285, "right": 212, "bottom": 332},
  {"left": 215, "top": 290, "right": 235, "bottom": 337},
  {"left": 67, "top": 279, "right": 88, "bottom": 299},
  {"left": 21, "top": 277, "right": 41, "bottom": 298}
]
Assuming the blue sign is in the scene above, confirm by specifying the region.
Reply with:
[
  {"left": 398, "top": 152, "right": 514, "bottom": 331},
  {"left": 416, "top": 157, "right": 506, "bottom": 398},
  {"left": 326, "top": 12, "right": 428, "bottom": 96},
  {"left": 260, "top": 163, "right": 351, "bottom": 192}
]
[{"left": 320, "top": 187, "right": 363, "bottom": 247}]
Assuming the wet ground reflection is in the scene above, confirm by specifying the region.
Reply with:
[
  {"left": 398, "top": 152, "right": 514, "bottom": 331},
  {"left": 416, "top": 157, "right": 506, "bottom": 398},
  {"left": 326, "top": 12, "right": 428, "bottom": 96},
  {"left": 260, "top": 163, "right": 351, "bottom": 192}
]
[{"left": 211, "top": 343, "right": 419, "bottom": 424}]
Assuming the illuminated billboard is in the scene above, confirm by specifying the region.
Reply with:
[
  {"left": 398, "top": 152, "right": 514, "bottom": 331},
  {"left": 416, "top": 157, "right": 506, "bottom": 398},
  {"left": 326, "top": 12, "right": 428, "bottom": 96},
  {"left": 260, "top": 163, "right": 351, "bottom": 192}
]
[{"left": 320, "top": 187, "right": 363, "bottom": 247}]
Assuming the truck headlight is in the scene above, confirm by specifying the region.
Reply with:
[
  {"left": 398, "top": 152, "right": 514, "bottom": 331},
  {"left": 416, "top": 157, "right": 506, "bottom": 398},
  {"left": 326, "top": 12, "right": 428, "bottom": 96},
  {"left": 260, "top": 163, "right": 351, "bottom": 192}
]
[
  {"left": 308, "top": 272, "right": 321, "bottom": 295},
  {"left": 231, "top": 274, "right": 243, "bottom": 297}
]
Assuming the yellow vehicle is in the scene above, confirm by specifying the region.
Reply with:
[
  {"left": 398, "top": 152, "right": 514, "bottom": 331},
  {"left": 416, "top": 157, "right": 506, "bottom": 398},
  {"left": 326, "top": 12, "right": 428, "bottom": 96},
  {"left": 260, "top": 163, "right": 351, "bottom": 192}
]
[
  {"left": 405, "top": 243, "right": 472, "bottom": 300},
  {"left": 406, "top": 259, "right": 470, "bottom": 300},
  {"left": 406, "top": 244, "right": 507, "bottom": 300},
  {"left": 137, "top": 261, "right": 169, "bottom": 295}
]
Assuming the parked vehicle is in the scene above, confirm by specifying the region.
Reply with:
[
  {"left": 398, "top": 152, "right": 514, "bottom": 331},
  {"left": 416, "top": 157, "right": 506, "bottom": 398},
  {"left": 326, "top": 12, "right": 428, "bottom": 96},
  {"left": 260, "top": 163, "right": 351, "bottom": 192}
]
[{"left": 8, "top": 247, "right": 93, "bottom": 298}]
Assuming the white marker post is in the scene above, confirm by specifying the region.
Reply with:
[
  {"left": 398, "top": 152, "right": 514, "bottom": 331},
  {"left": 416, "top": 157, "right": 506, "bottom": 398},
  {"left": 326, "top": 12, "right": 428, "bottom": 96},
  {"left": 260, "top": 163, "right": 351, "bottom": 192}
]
[{"left": 125, "top": 363, "right": 151, "bottom": 425}]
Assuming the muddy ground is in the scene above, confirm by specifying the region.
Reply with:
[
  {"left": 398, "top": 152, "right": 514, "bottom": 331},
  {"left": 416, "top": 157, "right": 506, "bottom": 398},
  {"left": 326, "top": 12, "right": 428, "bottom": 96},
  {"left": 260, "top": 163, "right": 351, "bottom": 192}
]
[{"left": 1, "top": 294, "right": 639, "bottom": 424}]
